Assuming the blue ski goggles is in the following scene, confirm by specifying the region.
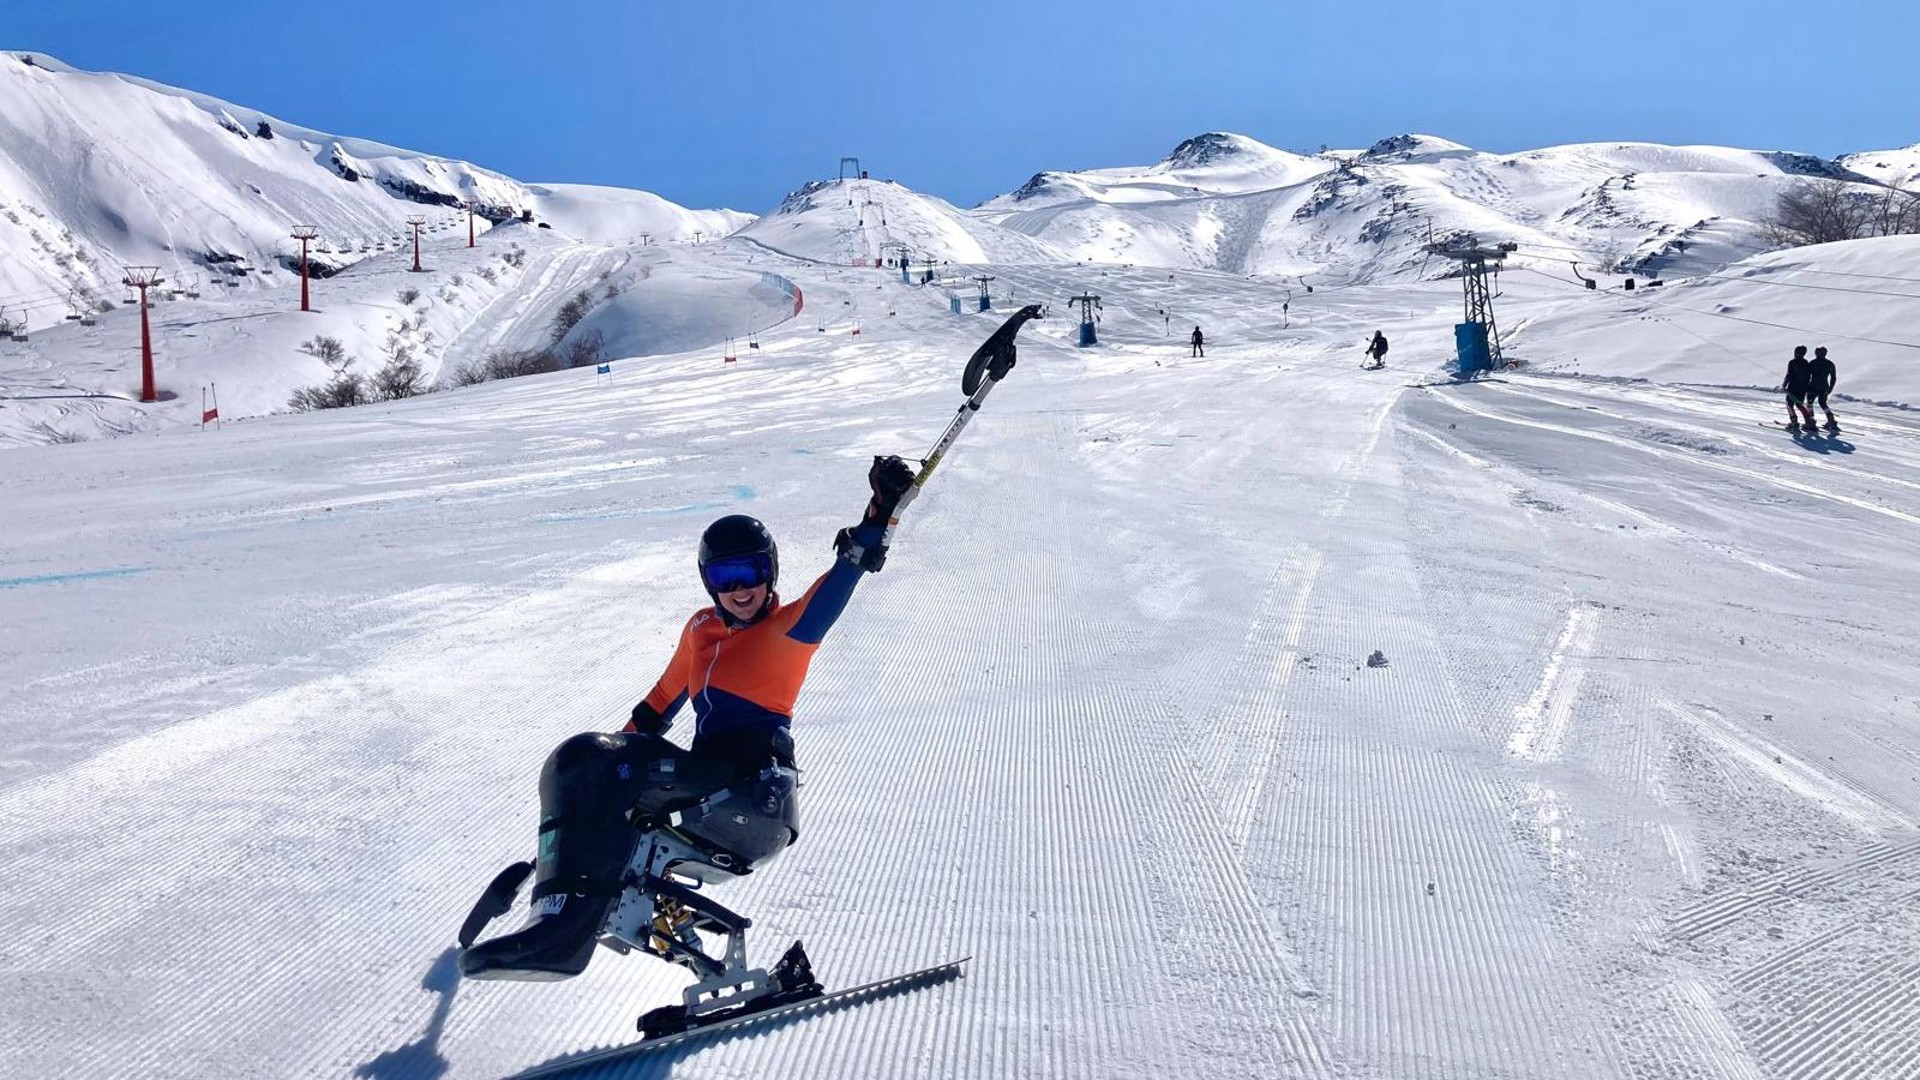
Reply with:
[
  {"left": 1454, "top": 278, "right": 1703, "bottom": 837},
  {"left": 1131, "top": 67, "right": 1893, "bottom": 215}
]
[{"left": 702, "top": 552, "right": 773, "bottom": 594}]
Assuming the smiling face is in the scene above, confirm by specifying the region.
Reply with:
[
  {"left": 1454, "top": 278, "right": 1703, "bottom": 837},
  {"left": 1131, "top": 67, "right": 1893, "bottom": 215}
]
[{"left": 717, "top": 582, "right": 769, "bottom": 623}]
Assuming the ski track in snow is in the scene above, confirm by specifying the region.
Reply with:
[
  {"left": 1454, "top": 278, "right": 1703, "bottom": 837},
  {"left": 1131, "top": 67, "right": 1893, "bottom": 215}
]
[{"left": 5, "top": 239, "right": 1920, "bottom": 1079}]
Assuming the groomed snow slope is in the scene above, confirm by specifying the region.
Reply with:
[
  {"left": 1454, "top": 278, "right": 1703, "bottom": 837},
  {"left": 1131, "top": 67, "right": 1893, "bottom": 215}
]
[
  {"left": 1505, "top": 233, "right": 1920, "bottom": 401},
  {"left": 5, "top": 238, "right": 1920, "bottom": 1079},
  {"left": 0, "top": 223, "right": 808, "bottom": 446}
]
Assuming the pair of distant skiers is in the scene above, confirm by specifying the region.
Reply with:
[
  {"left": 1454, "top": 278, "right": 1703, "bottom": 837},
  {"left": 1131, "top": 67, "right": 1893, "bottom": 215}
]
[{"left": 1781, "top": 346, "right": 1839, "bottom": 433}]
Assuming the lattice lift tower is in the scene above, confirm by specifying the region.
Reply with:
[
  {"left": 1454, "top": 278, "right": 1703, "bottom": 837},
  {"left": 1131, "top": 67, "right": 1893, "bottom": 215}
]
[
  {"left": 1422, "top": 238, "right": 1516, "bottom": 375},
  {"left": 1066, "top": 294, "right": 1102, "bottom": 347}
]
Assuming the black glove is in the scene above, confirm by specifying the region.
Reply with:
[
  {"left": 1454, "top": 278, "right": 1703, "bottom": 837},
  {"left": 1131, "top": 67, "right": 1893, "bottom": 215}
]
[
  {"left": 835, "top": 525, "right": 889, "bottom": 572},
  {"left": 625, "top": 701, "right": 669, "bottom": 737},
  {"left": 865, "top": 454, "right": 915, "bottom": 523}
]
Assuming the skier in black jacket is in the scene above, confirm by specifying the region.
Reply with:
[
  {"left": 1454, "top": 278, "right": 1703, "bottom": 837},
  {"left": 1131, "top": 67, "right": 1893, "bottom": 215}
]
[
  {"left": 1190, "top": 326, "right": 1204, "bottom": 358},
  {"left": 1808, "top": 346, "right": 1839, "bottom": 431},
  {"left": 1363, "top": 331, "right": 1389, "bottom": 369},
  {"left": 1782, "top": 346, "right": 1817, "bottom": 432}
]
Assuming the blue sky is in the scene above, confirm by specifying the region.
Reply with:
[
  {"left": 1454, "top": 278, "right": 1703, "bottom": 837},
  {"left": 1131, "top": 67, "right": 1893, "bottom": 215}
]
[{"left": 14, "top": 0, "right": 1917, "bottom": 213}]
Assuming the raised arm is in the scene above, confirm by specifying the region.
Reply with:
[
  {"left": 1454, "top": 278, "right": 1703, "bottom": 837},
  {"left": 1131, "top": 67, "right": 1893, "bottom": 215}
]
[{"left": 786, "top": 455, "right": 915, "bottom": 646}]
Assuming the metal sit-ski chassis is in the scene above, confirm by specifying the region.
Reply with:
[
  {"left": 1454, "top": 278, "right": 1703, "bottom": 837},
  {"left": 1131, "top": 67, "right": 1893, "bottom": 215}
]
[{"left": 598, "top": 795, "right": 793, "bottom": 1024}]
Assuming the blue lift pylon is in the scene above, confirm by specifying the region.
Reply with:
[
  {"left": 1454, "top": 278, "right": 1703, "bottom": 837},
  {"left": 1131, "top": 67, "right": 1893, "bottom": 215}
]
[
  {"left": 1422, "top": 238, "right": 1515, "bottom": 376},
  {"left": 973, "top": 275, "right": 994, "bottom": 312},
  {"left": 1066, "top": 293, "right": 1102, "bottom": 347}
]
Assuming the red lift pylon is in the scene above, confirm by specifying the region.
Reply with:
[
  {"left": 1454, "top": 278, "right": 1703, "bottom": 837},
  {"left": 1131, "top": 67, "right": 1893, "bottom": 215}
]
[
  {"left": 123, "top": 266, "right": 165, "bottom": 403},
  {"left": 407, "top": 215, "right": 428, "bottom": 272},
  {"left": 465, "top": 201, "right": 477, "bottom": 247},
  {"left": 290, "top": 225, "right": 319, "bottom": 312}
]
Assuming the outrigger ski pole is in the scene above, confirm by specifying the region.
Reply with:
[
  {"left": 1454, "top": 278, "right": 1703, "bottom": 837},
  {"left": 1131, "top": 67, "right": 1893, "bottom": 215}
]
[{"left": 876, "top": 303, "right": 1044, "bottom": 548}]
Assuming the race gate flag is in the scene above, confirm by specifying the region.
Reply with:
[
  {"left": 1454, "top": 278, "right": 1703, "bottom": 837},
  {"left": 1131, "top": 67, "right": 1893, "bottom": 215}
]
[
  {"left": 595, "top": 363, "right": 611, "bottom": 375},
  {"left": 201, "top": 384, "right": 221, "bottom": 429}
]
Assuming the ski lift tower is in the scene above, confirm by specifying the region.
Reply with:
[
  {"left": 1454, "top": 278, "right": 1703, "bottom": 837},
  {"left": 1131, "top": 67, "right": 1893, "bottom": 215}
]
[
  {"left": 290, "top": 225, "right": 319, "bottom": 312},
  {"left": 839, "top": 157, "right": 862, "bottom": 182},
  {"left": 1422, "top": 238, "right": 1516, "bottom": 375},
  {"left": 972, "top": 275, "right": 994, "bottom": 313},
  {"left": 122, "top": 266, "right": 165, "bottom": 403},
  {"left": 406, "top": 215, "right": 428, "bottom": 272},
  {"left": 1066, "top": 293, "right": 1102, "bottom": 347},
  {"left": 891, "top": 244, "right": 916, "bottom": 283}
]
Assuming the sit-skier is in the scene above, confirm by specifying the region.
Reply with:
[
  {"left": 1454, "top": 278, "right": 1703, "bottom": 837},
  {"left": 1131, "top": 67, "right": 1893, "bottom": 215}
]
[
  {"left": 460, "top": 455, "right": 917, "bottom": 981},
  {"left": 1363, "top": 331, "right": 1389, "bottom": 370}
]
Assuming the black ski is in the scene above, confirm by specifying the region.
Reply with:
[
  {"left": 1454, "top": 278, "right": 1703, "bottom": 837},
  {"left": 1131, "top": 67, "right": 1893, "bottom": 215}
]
[{"left": 512, "top": 957, "right": 969, "bottom": 1077}]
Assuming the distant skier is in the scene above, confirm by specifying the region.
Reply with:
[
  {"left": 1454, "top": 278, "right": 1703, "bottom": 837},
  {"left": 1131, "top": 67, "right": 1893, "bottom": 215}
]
[
  {"left": 460, "top": 456, "right": 917, "bottom": 981},
  {"left": 1190, "top": 325, "right": 1204, "bottom": 358},
  {"left": 1781, "top": 346, "right": 1818, "bottom": 432},
  {"left": 1809, "top": 346, "right": 1839, "bottom": 431},
  {"left": 1363, "top": 331, "right": 1389, "bottom": 370}
]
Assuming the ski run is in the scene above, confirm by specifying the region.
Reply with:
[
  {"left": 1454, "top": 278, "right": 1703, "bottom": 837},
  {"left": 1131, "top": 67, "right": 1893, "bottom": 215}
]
[{"left": 5, "top": 55, "right": 1920, "bottom": 1080}]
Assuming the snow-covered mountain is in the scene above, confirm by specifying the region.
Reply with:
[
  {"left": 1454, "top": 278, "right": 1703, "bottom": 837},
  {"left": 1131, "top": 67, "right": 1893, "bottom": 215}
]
[
  {"left": 1840, "top": 142, "right": 1920, "bottom": 194},
  {"left": 0, "top": 53, "right": 749, "bottom": 331},
  {"left": 735, "top": 174, "right": 1066, "bottom": 268},
  {"left": 975, "top": 131, "right": 1903, "bottom": 283}
]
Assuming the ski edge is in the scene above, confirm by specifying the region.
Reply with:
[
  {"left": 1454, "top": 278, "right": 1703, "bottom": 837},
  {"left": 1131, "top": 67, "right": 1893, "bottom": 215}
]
[{"left": 512, "top": 957, "right": 970, "bottom": 1078}]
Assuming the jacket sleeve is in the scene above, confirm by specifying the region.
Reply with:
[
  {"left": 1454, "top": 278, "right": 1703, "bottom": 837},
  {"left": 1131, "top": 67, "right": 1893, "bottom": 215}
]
[
  {"left": 782, "top": 521, "right": 887, "bottom": 646},
  {"left": 624, "top": 619, "right": 695, "bottom": 731}
]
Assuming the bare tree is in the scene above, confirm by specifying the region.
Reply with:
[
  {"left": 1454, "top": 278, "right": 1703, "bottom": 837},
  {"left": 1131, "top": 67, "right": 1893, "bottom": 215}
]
[
  {"left": 563, "top": 328, "right": 607, "bottom": 368},
  {"left": 370, "top": 344, "right": 427, "bottom": 400},
  {"left": 550, "top": 290, "right": 593, "bottom": 343},
  {"left": 1869, "top": 186, "right": 1920, "bottom": 237},
  {"left": 288, "top": 369, "right": 367, "bottom": 411},
  {"left": 1763, "top": 177, "right": 1920, "bottom": 248},
  {"left": 299, "top": 335, "right": 347, "bottom": 367}
]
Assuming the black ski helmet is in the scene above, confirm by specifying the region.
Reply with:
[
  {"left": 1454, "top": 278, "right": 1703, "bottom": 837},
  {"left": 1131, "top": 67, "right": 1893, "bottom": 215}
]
[{"left": 698, "top": 514, "right": 778, "bottom": 596}]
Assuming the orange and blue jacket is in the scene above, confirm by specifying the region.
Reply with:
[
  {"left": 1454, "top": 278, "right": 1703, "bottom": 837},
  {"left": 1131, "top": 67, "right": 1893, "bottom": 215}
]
[{"left": 631, "top": 522, "right": 881, "bottom": 762}]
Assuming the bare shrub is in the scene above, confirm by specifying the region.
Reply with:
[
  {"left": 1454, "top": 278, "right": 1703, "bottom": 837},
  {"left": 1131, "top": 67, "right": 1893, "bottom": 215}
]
[
  {"left": 370, "top": 345, "right": 427, "bottom": 400},
  {"left": 486, "top": 347, "right": 562, "bottom": 379},
  {"left": 299, "top": 335, "right": 347, "bottom": 366},
  {"left": 563, "top": 328, "right": 606, "bottom": 368},
  {"left": 288, "top": 370, "right": 368, "bottom": 411},
  {"left": 397, "top": 287, "right": 421, "bottom": 305},
  {"left": 1763, "top": 178, "right": 1920, "bottom": 248},
  {"left": 443, "top": 360, "right": 490, "bottom": 388},
  {"left": 550, "top": 289, "right": 593, "bottom": 343}
]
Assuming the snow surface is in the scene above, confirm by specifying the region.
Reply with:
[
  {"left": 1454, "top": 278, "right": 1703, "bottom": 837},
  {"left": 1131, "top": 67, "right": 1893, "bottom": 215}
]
[
  {"left": 6, "top": 50, "right": 1920, "bottom": 1080},
  {"left": 7, "top": 233, "right": 1920, "bottom": 1079}
]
